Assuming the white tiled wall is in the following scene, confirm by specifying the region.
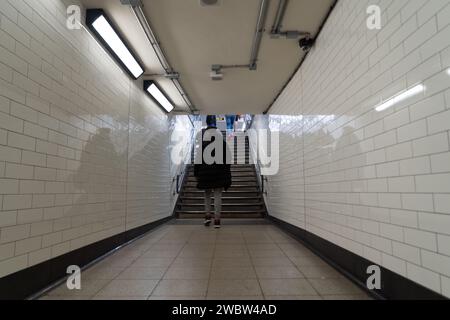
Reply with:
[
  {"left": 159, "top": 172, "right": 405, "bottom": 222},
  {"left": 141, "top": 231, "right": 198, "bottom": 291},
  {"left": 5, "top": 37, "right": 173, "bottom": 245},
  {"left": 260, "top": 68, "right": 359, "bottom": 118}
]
[
  {"left": 255, "top": 0, "right": 450, "bottom": 297},
  {"left": 0, "top": 0, "right": 187, "bottom": 278}
]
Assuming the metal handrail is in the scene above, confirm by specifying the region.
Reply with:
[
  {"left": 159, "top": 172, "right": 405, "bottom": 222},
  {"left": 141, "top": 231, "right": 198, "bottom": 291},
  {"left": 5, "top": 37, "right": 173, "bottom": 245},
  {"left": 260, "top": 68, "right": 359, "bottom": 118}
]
[
  {"left": 244, "top": 114, "right": 254, "bottom": 132},
  {"left": 175, "top": 171, "right": 186, "bottom": 195},
  {"left": 261, "top": 174, "right": 268, "bottom": 195},
  {"left": 253, "top": 157, "right": 268, "bottom": 196},
  {"left": 172, "top": 117, "right": 197, "bottom": 196}
]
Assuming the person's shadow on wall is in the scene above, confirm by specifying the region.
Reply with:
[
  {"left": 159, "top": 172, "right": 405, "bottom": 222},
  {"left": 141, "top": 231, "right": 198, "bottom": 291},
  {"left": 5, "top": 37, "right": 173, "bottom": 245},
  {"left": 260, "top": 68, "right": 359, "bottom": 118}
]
[{"left": 67, "top": 127, "right": 125, "bottom": 245}]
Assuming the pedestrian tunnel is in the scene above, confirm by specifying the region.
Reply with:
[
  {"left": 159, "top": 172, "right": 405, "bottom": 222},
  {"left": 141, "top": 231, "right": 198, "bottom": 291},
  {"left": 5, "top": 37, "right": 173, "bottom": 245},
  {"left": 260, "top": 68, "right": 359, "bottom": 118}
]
[{"left": 0, "top": 0, "right": 450, "bottom": 301}]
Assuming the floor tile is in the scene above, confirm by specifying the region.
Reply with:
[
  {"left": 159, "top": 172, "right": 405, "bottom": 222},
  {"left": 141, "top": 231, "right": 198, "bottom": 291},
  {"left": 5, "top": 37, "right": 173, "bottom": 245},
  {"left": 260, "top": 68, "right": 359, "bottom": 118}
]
[
  {"left": 183, "top": 244, "right": 215, "bottom": 250},
  {"left": 249, "top": 249, "right": 287, "bottom": 258},
  {"left": 149, "top": 296, "right": 206, "bottom": 300},
  {"left": 213, "top": 257, "right": 253, "bottom": 268},
  {"left": 322, "top": 294, "right": 372, "bottom": 300},
  {"left": 214, "top": 248, "right": 249, "bottom": 258},
  {"left": 172, "top": 258, "right": 213, "bottom": 268},
  {"left": 92, "top": 296, "right": 148, "bottom": 300},
  {"left": 265, "top": 295, "right": 323, "bottom": 300},
  {"left": 39, "top": 295, "right": 92, "bottom": 300},
  {"left": 259, "top": 279, "right": 318, "bottom": 296},
  {"left": 255, "top": 266, "right": 304, "bottom": 279},
  {"left": 152, "top": 280, "right": 208, "bottom": 297},
  {"left": 47, "top": 279, "right": 110, "bottom": 298},
  {"left": 251, "top": 257, "right": 295, "bottom": 267},
  {"left": 247, "top": 244, "right": 279, "bottom": 251},
  {"left": 207, "top": 296, "right": 264, "bottom": 300},
  {"left": 164, "top": 266, "right": 210, "bottom": 280},
  {"left": 150, "top": 244, "right": 185, "bottom": 252},
  {"left": 309, "top": 278, "right": 365, "bottom": 296},
  {"left": 95, "top": 280, "right": 158, "bottom": 297},
  {"left": 40, "top": 223, "right": 369, "bottom": 301},
  {"left": 95, "top": 256, "right": 135, "bottom": 269},
  {"left": 178, "top": 248, "right": 215, "bottom": 258},
  {"left": 142, "top": 249, "right": 180, "bottom": 258},
  {"left": 130, "top": 257, "right": 174, "bottom": 268},
  {"left": 111, "top": 250, "right": 142, "bottom": 260},
  {"left": 116, "top": 267, "right": 167, "bottom": 280},
  {"left": 189, "top": 236, "right": 217, "bottom": 244},
  {"left": 216, "top": 237, "right": 246, "bottom": 244},
  {"left": 215, "top": 244, "right": 246, "bottom": 250},
  {"left": 82, "top": 266, "right": 123, "bottom": 280},
  {"left": 210, "top": 267, "right": 257, "bottom": 280},
  {"left": 207, "top": 280, "right": 262, "bottom": 297},
  {"left": 244, "top": 237, "right": 274, "bottom": 244}
]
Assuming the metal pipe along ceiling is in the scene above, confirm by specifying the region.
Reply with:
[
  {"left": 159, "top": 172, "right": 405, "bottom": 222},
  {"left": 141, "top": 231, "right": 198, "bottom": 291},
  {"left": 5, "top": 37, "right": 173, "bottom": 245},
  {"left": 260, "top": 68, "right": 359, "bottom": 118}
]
[
  {"left": 249, "top": 0, "right": 270, "bottom": 70},
  {"left": 271, "top": 0, "right": 288, "bottom": 34},
  {"left": 131, "top": 5, "right": 196, "bottom": 114},
  {"left": 270, "top": 0, "right": 310, "bottom": 39}
]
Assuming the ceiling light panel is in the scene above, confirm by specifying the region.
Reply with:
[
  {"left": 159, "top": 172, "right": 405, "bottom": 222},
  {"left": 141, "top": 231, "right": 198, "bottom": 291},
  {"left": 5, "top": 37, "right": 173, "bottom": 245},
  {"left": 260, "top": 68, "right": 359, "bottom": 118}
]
[
  {"left": 144, "top": 80, "right": 175, "bottom": 113},
  {"left": 86, "top": 9, "right": 144, "bottom": 79}
]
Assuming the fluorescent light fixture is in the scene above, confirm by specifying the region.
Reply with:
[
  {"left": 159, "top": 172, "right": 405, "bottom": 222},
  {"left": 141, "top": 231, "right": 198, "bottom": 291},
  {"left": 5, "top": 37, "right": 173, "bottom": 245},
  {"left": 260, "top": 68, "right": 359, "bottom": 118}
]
[
  {"left": 375, "top": 84, "right": 424, "bottom": 112},
  {"left": 144, "top": 80, "right": 175, "bottom": 113},
  {"left": 86, "top": 9, "right": 144, "bottom": 79},
  {"left": 447, "top": 68, "right": 450, "bottom": 75}
]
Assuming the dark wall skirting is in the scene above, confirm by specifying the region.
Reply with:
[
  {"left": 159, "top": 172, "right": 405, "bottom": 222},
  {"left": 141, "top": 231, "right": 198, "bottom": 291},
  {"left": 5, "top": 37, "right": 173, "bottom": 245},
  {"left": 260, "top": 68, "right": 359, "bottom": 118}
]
[
  {"left": 0, "top": 216, "right": 173, "bottom": 300},
  {"left": 269, "top": 216, "right": 447, "bottom": 300}
]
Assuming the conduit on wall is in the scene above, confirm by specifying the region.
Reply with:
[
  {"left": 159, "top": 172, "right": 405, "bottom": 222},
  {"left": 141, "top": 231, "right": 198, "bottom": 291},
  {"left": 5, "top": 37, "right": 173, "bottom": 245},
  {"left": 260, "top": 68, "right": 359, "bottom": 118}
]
[{"left": 121, "top": 0, "right": 197, "bottom": 114}]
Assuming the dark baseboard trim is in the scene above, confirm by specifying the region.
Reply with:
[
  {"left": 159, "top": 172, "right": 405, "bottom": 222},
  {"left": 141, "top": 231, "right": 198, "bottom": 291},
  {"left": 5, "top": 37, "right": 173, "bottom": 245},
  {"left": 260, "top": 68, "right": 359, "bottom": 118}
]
[
  {"left": 0, "top": 216, "right": 173, "bottom": 300},
  {"left": 269, "top": 216, "right": 447, "bottom": 300}
]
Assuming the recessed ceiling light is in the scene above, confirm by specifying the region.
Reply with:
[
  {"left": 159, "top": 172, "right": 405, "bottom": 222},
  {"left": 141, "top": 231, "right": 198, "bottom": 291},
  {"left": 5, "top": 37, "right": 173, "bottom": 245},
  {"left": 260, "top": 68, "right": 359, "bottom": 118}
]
[
  {"left": 144, "top": 80, "right": 175, "bottom": 113},
  {"left": 86, "top": 9, "right": 144, "bottom": 79}
]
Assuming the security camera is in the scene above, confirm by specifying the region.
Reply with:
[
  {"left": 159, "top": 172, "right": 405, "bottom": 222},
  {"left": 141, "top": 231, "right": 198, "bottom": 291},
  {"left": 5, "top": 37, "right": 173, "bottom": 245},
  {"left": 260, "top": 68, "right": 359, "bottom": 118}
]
[{"left": 299, "top": 37, "right": 315, "bottom": 52}]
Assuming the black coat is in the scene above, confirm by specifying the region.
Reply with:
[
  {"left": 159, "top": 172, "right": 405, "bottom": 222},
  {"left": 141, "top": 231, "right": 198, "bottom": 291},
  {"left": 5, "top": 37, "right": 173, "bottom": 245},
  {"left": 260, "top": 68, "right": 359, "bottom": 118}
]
[{"left": 194, "top": 127, "right": 232, "bottom": 190}]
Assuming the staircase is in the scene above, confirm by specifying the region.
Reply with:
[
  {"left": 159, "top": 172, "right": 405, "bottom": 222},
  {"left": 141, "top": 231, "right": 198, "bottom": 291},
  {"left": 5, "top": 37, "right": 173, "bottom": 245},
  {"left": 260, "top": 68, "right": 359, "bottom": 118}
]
[{"left": 176, "top": 131, "right": 267, "bottom": 219}]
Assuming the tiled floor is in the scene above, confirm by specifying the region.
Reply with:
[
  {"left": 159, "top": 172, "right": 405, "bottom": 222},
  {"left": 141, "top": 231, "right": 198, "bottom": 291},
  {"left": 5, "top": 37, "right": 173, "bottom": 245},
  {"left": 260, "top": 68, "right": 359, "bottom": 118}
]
[{"left": 40, "top": 221, "right": 372, "bottom": 300}]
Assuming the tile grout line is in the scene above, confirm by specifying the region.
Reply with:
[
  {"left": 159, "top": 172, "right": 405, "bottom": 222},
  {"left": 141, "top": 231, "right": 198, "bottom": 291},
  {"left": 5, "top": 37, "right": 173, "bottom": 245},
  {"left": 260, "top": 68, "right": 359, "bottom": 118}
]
[
  {"left": 205, "top": 226, "right": 219, "bottom": 300},
  {"left": 146, "top": 228, "right": 193, "bottom": 300},
  {"left": 135, "top": 231, "right": 178, "bottom": 300},
  {"left": 268, "top": 226, "right": 323, "bottom": 299},
  {"left": 92, "top": 226, "right": 172, "bottom": 300},
  {"left": 43, "top": 224, "right": 369, "bottom": 300},
  {"left": 245, "top": 226, "right": 267, "bottom": 300},
  {"left": 270, "top": 224, "right": 367, "bottom": 299},
  {"left": 41, "top": 226, "right": 173, "bottom": 300}
]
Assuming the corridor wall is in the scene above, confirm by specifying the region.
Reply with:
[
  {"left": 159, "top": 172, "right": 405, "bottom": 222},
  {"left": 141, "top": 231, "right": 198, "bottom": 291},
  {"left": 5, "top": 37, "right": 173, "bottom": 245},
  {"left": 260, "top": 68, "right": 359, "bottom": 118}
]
[
  {"left": 257, "top": 0, "right": 450, "bottom": 298},
  {"left": 0, "top": 0, "right": 186, "bottom": 287}
]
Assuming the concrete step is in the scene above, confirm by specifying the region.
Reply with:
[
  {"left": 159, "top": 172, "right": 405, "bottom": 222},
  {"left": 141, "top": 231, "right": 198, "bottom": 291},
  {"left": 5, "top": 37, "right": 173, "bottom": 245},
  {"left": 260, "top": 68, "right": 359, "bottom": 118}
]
[
  {"left": 188, "top": 164, "right": 255, "bottom": 172},
  {"left": 180, "top": 197, "right": 262, "bottom": 204},
  {"left": 177, "top": 163, "right": 266, "bottom": 219},
  {"left": 183, "top": 186, "right": 260, "bottom": 192},
  {"left": 185, "top": 177, "right": 257, "bottom": 183},
  {"left": 178, "top": 212, "right": 264, "bottom": 219},
  {"left": 185, "top": 182, "right": 258, "bottom": 187},
  {"left": 178, "top": 203, "right": 265, "bottom": 212},
  {"left": 182, "top": 191, "right": 261, "bottom": 198},
  {"left": 187, "top": 172, "right": 256, "bottom": 177}
]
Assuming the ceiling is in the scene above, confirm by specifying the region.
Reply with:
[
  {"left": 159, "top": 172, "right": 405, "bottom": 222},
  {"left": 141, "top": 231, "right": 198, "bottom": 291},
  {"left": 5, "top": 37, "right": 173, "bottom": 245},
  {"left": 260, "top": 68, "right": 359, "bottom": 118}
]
[{"left": 80, "top": 0, "right": 335, "bottom": 114}]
